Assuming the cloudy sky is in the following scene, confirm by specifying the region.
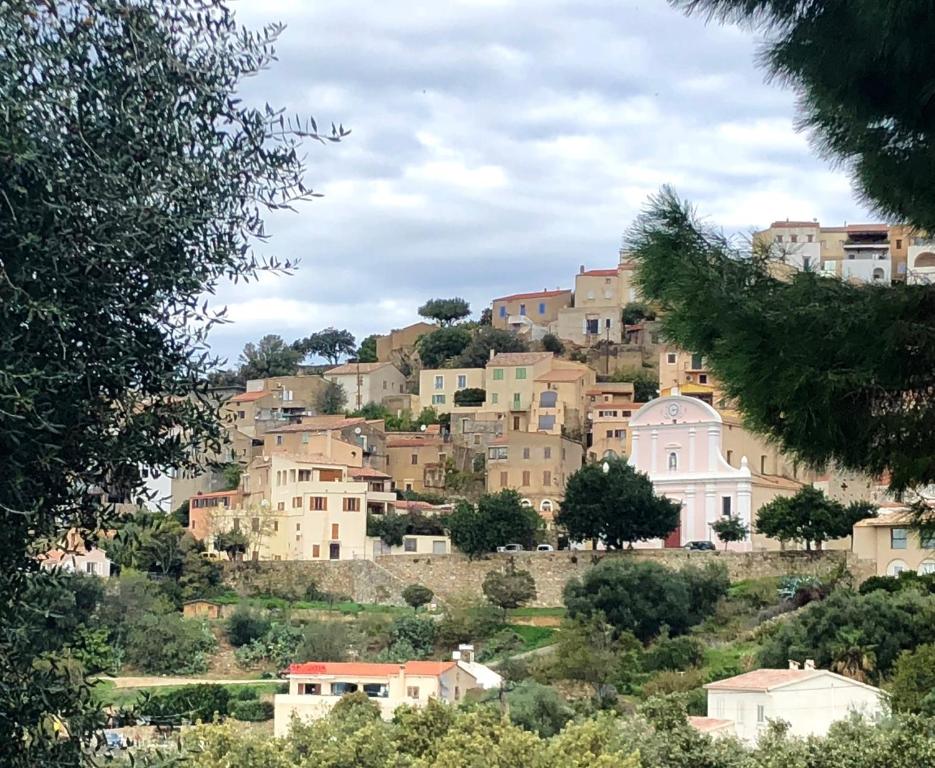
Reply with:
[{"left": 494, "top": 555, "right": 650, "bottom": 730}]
[{"left": 209, "top": 0, "right": 872, "bottom": 364}]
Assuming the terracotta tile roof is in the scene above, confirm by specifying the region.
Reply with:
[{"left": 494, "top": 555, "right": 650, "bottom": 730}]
[
  {"left": 535, "top": 369, "right": 587, "bottom": 383},
  {"left": 704, "top": 669, "right": 818, "bottom": 691},
  {"left": 191, "top": 490, "right": 241, "bottom": 499},
  {"left": 326, "top": 362, "right": 395, "bottom": 375},
  {"left": 750, "top": 473, "right": 804, "bottom": 491},
  {"left": 349, "top": 466, "right": 392, "bottom": 479},
  {"left": 488, "top": 352, "right": 553, "bottom": 366},
  {"left": 267, "top": 416, "right": 366, "bottom": 433},
  {"left": 854, "top": 506, "right": 932, "bottom": 527},
  {"left": 846, "top": 223, "right": 889, "bottom": 233},
  {"left": 688, "top": 717, "right": 734, "bottom": 733},
  {"left": 580, "top": 268, "right": 618, "bottom": 277},
  {"left": 288, "top": 661, "right": 455, "bottom": 677},
  {"left": 491, "top": 289, "right": 571, "bottom": 302},
  {"left": 386, "top": 435, "right": 444, "bottom": 448},
  {"left": 231, "top": 390, "right": 268, "bottom": 403}
]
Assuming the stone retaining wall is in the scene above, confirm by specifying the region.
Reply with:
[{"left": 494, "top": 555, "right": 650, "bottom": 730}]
[{"left": 222, "top": 550, "right": 873, "bottom": 608}]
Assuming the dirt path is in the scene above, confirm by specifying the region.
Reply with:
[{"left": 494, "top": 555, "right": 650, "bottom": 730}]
[{"left": 98, "top": 676, "right": 273, "bottom": 689}]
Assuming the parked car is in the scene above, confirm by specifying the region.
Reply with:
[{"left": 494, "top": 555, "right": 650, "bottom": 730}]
[
  {"left": 684, "top": 540, "right": 716, "bottom": 551},
  {"left": 536, "top": 544, "right": 554, "bottom": 552},
  {"left": 496, "top": 543, "right": 524, "bottom": 552}
]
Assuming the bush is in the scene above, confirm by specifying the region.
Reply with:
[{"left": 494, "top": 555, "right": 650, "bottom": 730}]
[
  {"left": 506, "top": 681, "right": 574, "bottom": 737},
  {"left": 643, "top": 635, "right": 705, "bottom": 672},
  {"left": 436, "top": 596, "right": 502, "bottom": 648},
  {"left": 641, "top": 669, "right": 705, "bottom": 698},
  {"left": 391, "top": 615, "right": 436, "bottom": 658},
  {"left": 402, "top": 584, "right": 434, "bottom": 611},
  {"left": 230, "top": 700, "right": 274, "bottom": 722},
  {"left": 232, "top": 686, "right": 260, "bottom": 702},
  {"left": 227, "top": 607, "right": 272, "bottom": 648},
  {"left": 123, "top": 613, "right": 216, "bottom": 675},
  {"left": 758, "top": 589, "right": 935, "bottom": 681},
  {"left": 564, "top": 559, "right": 728, "bottom": 642},
  {"left": 541, "top": 334, "right": 564, "bottom": 355},
  {"left": 477, "top": 629, "right": 525, "bottom": 661},
  {"left": 294, "top": 621, "right": 352, "bottom": 663},
  {"left": 138, "top": 684, "right": 229, "bottom": 725},
  {"left": 234, "top": 622, "right": 303, "bottom": 669},
  {"left": 859, "top": 571, "right": 935, "bottom": 596},
  {"left": 889, "top": 643, "right": 935, "bottom": 714}
]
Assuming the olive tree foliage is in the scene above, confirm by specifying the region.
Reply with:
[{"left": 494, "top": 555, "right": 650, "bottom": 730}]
[{"left": 0, "top": 1, "right": 344, "bottom": 763}]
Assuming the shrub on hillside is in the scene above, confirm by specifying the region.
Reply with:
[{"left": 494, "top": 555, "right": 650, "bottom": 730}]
[
  {"left": 505, "top": 681, "right": 574, "bottom": 737},
  {"left": 232, "top": 686, "right": 260, "bottom": 702},
  {"left": 643, "top": 635, "right": 705, "bottom": 672},
  {"left": 641, "top": 669, "right": 705, "bottom": 698},
  {"left": 859, "top": 571, "right": 935, "bottom": 596},
  {"left": 230, "top": 700, "right": 274, "bottom": 722},
  {"left": 888, "top": 643, "right": 935, "bottom": 715},
  {"left": 226, "top": 607, "right": 272, "bottom": 648},
  {"left": 123, "top": 613, "right": 216, "bottom": 675},
  {"left": 563, "top": 559, "right": 728, "bottom": 642},
  {"left": 758, "top": 588, "right": 935, "bottom": 681},
  {"left": 391, "top": 615, "right": 436, "bottom": 658},
  {"left": 435, "top": 596, "right": 502, "bottom": 648},
  {"left": 294, "top": 621, "right": 352, "bottom": 664},
  {"left": 138, "top": 684, "right": 230, "bottom": 725}
]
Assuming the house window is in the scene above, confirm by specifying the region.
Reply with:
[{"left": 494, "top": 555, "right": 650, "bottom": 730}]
[
  {"left": 232, "top": 518, "right": 240, "bottom": 532},
  {"left": 310, "top": 496, "right": 326, "bottom": 511},
  {"left": 411, "top": 454, "right": 418, "bottom": 465},
  {"left": 343, "top": 497, "right": 360, "bottom": 512},
  {"left": 543, "top": 470, "right": 552, "bottom": 486},
  {"left": 699, "top": 374, "right": 708, "bottom": 384},
  {"left": 538, "top": 302, "right": 546, "bottom": 315},
  {"left": 538, "top": 415, "right": 556, "bottom": 430},
  {"left": 276, "top": 435, "right": 283, "bottom": 445},
  {"left": 331, "top": 523, "right": 340, "bottom": 539},
  {"left": 757, "top": 705, "right": 765, "bottom": 724},
  {"left": 404, "top": 537, "right": 417, "bottom": 552},
  {"left": 296, "top": 522, "right": 301, "bottom": 531},
  {"left": 776, "top": 234, "right": 783, "bottom": 243},
  {"left": 522, "top": 447, "right": 530, "bottom": 459},
  {"left": 512, "top": 416, "right": 520, "bottom": 430},
  {"left": 289, "top": 469, "right": 296, "bottom": 482},
  {"left": 666, "top": 353, "right": 677, "bottom": 365},
  {"left": 298, "top": 470, "right": 311, "bottom": 481},
  {"left": 292, "top": 496, "right": 302, "bottom": 509},
  {"left": 606, "top": 430, "right": 614, "bottom": 438},
  {"left": 722, "top": 496, "right": 732, "bottom": 517},
  {"left": 668, "top": 452, "right": 678, "bottom": 471},
  {"left": 433, "top": 540, "right": 447, "bottom": 554},
  {"left": 383, "top": 380, "right": 387, "bottom": 390},
  {"left": 312, "top": 544, "right": 320, "bottom": 558},
  {"left": 896, "top": 239, "right": 903, "bottom": 249},
  {"left": 457, "top": 374, "right": 467, "bottom": 389},
  {"left": 921, "top": 532, "right": 935, "bottom": 549},
  {"left": 691, "top": 353, "right": 703, "bottom": 369},
  {"left": 251, "top": 517, "right": 260, "bottom": 533},
  {"left": 488, "top": 446, "right": 508, "bottom": 460},
  {"left": 499, "top": 305, "right": 506, "bottom": 318},
  {"left": 760, "top": 455, "right": 767, "bottom": 474},
  {"left": 790, "top": 234, "right": 798, "bottom": 243},
  {"left": 273, "top": 521, "right": 279, "bottom": 532},
  {"left": 522, "top": 470, "right": 530, "bottom": 486},
  {"left": 329, "top": 542, "right": 340, "bottom": 559},
  {"left": 512, "top": 393, "right": 521, "bottom": 408},
  {"left": 807, "top": 234, "right": 814, "bottom": 243},
  {"left": 891, "top": 528, "right": 908, "bottom": 549},
  {"left": 544, "top": 447, "right": 551, "bottom": 459},
  {"left": 277, "top": 501, "right": 285, "bottom": 511},
  {"left": 726, "top": 450, "right": 733, "bottom": 465},
  {"left": 493, "top": 368, "right": 504, "bottom": 381},
  {"left": 491, "top": 393, "right": 499, "bottom": 404},
  {"left": 237, "top": 410, "right": 245, "bottom": 419},
  {"left": 435, "top": 375, "right": 444, "bottom": 390},
  {"left": 432, "top": 394, "right": 446, "bottom": 405},
  {"left": 515, "top": 368, "right": 527, "bottom": 380},
  {"left": 500, "top": 471, "right": 508, "bottom": 487},
  {"left": 519, "top": 303, "right": 526, "bottom": 315},
  {"left": 407, "top": 686, "right": 420, "bottom": 699}
]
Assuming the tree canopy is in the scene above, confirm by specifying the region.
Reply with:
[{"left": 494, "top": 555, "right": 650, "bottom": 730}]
[
  {"left": 456, "top": 327, "right": 530, "bottom": 368},
  {"left": 0, "top": 2, "right": 341, "bottom": 758},
  {"left": 417, "top": 327, "right": 472, "bottom": 369},
  {"left": 556, "top": 459, "right": 680, "bottom": 548},
  {"left": 357, "top": 334, "right": 379, "bottom": 363},
  {"left": 755, "top": 486, "right": 875, "bottom": 551},
  {"left": 316, "top": 380, "right": 347, "bottom": 415},
  {"left": 239, "top": 334, "right": 303, "bottom": 380},
  {"left": 628, "top": 188, "right": 935, "bottom": 493},
  {"left": 482, "top": 564, "right": 537, "bottom": 619},
  {"left": 448, "top": 490, "right": 543, "bottom": 557},
  {"left": 418, "top": 297, "right": 472, "bottom": 326},
  {"left": 294, "top": 327, "right": 356, "bottom": 365}
]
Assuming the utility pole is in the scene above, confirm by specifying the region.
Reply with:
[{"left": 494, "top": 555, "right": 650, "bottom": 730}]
[
  {"left": 356, "top": 357, "right": 361, "bottom": 411},
  {"left": 605, "top": 318, "right": 611, "bottom": 375}
]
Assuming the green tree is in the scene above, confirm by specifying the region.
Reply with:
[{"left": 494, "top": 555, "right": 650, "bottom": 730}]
[
  {"left": 756, "top": 486, "right": 873, "bottom": 551},
  {"left": 556, "top": 459, "right": 680, "bottom": 549},
  {"left": 239, "top": 334, "right": 303, "bottom": 380},
  {"left": 295, "top": 327, "right": 357, "bottom": 365},
  {"left": 448, "top": 491, "right": 543, "bottom": 557},
  {"left": 368, "top": 512, "right": 408, "bottom": 547},
  {"left": 622, "top": 302, "right": 656, "bottom": 325},
  {"left": 609, "top": 367, "right": 659, "bottom": 402},
  {"left": 215, "top": 530, "right": 249, "bottom": 561},
  {"left": 227, "top": 607, "right": 272, "bottom": 648},
  {"left": 628, "top": 187, "right": 935, "bottom": 495},
  {"left": 390, "top": 615, "right": 436, "bottom": 658},
  {"left": 829, "top": 627, "right": 877, "bottom": 683},
  {"left": 502, "top": 681, "right": 574, "bottom": 737},
  {"left": 105, "top": 511, "right": 189, "bottom": 577},
  {"left": 294, "top": 621, "right": 351, "bottom": 663},
  {"left": 482, "top": 564, "right": 537, "bottom": 620},
  {"left": 401, "top": 584, "right": 434, "bottom": 612},
  {"left": 124, "top": 612, "right": 217, "bottom": 675},
  {"left": 453, "top": 387, "right": 486, "bottom": 407},
  {"left": 563, "top": 559, "right": 727, "bottom": 642},
  {"left": 889, "top": 643, "right": 935, "bottom": 715},
  {"left": 417, "top": 327, "right": 472, "bottom": 368},
  {"left": 418, "top": 297, "right": 471, "bottom": 326},
  {"left": 541, "top": 333, "right": 565, "bottom": 355},
  {"left": 710, "top": 516, "right": 749, "bottom": 550},
  {"left": 456, "top": 327, "right": 529, "bottom": 368},
  {"left": 316, "top": 379, "right": 347, "bottom": 415},
  {"left": 357, "top": 334, "right": 379, "bottom": 363},
  {"left": 178, "top": 534, "right": 223, "bottom": 599}
]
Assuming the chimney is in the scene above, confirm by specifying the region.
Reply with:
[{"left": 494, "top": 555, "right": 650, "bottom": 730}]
[
  {"left": 489, "top": 348, "right": 496, "bottom": 361},
  {"left": 451, "top": 650, "right": 461, "bottom": 662},
  {"left": 579, "top": 265, "right": 584, "bottom": 274},
  {"left": 804, "top": 659, "right": 815, "bottom": 670},
  {"left": 788, "top": 660, "right": 801, "bottom": 670},
  {"left": 459, "top": 643, "right": 475, "bottom": 663}
]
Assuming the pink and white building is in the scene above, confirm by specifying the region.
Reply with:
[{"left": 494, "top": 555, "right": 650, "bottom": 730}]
[{"left": 627, "top": 395, "right": 753, "bottom": 549}]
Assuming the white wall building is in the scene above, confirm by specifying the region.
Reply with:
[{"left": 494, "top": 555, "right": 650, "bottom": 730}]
[
  {"left": 324, "top": 362, "right": 407, "bottom": 410},
  {"left": 627, "top": 394, "right": 754, "bottom": 549},
  {"left": 703, "top": 666, "right": 885, "bottom": 745}
]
